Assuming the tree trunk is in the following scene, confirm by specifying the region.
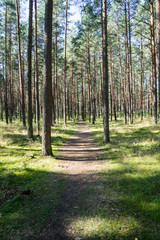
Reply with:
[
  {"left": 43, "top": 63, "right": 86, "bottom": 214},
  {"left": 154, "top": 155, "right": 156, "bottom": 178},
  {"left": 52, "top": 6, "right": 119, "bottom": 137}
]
[
  {"left": 102, "top": 0, "right": 109, "bottom": 143},
  {"left": 5, "top": 0, "right": 8, "bottom": 124},
  {"left": 77, "top": 80, "right": 79, "bottom": 120},
  {"left": 140, "top": 32, "right": 144, "bottom": 121},
  {"left": 0, "top": 74, "right": 3, "bottom": 121},
  {"left": 150, "top": 0, "right": 157, "bottom": 124},
  {"left": 8, "top": 22, "right": 12, "bottom": 123},
  {"left": 63, "top": 0, "right": 68, "bottom": 126},
  {"left": 92, "top": 54, "right": 96, "bottom": 124},
  {"left": 113, "top": 62, "right": 117, "bottom": 121},
  {"left": 156, "top": 0, "right": 160, "bottom": 114},
  {"left": 55, "top": 11, "right": 59, "bottom": 123},
  {"left": 27, "top": 0, "right": 33, "bottom": 138},
  {"left": 34, "top": 0, "right": 40, "bottom": 135},
  {"left": 125, "top": 0, "right": 130, "bottom": 124},
  {"left": 15, "top": 0, "right": 26, "bottom": 127},
  {"left": 42, "top": 0, "right": 53, "bottom": 156},
  {"left": 81, "top": 63, "right": 85, "bottom": 121},
  {"left": 109, "top": 48, "right": 113, "bottom": 121},
  {"left": 128, "top": 1, "right": 133, "bottom": 123},
  {"left": 116, "top": 20, "right": 125, "bottom": 120}
]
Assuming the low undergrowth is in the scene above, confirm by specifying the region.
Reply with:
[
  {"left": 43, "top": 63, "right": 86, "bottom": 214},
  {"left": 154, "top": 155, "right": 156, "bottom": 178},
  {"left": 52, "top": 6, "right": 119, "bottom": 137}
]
[{"left": 0, "top": 120, "right": 76, "bottom": 240}]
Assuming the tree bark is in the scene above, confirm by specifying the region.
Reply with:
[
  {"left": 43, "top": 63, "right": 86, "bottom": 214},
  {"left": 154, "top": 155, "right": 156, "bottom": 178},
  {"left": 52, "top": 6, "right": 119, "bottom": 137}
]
[
  {"left": 5, "top": 0, "right": 8, "bottom": 124},
  {"left": 128, "top": 1, "right": 133, "bottom": 123},
  {"left": 116, "top": 19, "right": 125, "bottom": 120},
  {"left": 140, "top": 32, "right": 144, "bottom": 120},
  {"left": 15, "top": 0, "right": 26, "bottom": 127},
  {"left": 34, "top": 0, "right": 40, "bottom": 135},
  {"left": 81, "top": 63, "right": 85, "bottom": 120},
  {"left": 92, "top": 53, "right": 96, "bottom": 124},
  {"left": 87, "top": 35, "right": 92, "bottom": 123},
  {"left": 55, "top": 10, "right": 59, "bottom": 123},
  {"left": 102, "top": 0, "right": 109, "bottom": 143},
  {"left": 109, "top": 48, "right": 113, "bottom": 121},
  {"left": 27, "top": 0, "right": 33, "bottom": 138},
  {"left": 150, "top": 0, "right": 157, "bottom": 124},
  {"left": 8, "top": 22, "right": 12, "bottom": 123},
  {"left": 42, "top": 0, "right": 53, "bottom": 156},
  {"left": 125, "top": 0, "right": 130, "bottom": 124},
  {"left": 156, "top": 0, "right": 160, "bottom": 114},
  {"left": 63, "top": 0, "right": 68, "bottom": 126}
]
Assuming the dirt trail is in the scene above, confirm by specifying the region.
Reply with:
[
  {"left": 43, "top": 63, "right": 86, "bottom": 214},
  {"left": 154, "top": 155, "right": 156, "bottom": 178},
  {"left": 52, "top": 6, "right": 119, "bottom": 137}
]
[{"left": 34, "top": 121, "right": 104, "bottom": 240}]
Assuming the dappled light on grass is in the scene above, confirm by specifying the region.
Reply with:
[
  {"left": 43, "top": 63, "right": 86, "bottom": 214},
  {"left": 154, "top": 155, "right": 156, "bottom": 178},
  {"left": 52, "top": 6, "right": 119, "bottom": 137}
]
[
  {"left": 73, "top": 118, "right": 160, "bottom": 240},
  {"left": 0, "top": 120, "right": 76, "bottom": 240},
  {"left": 69, "top": 216, "right": 141, "bottom": 240},
  {"left": 1, "top": 118, "right": 160, "bottom": 239}
]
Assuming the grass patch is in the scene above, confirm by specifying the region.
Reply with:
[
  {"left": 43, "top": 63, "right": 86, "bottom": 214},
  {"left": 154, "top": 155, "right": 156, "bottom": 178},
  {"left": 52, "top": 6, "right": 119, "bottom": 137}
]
[
  {"left": 0, "top": 120, "right": 76, "bottom": 240},
  {"left": 68, "top": 118, "right": 160, "bottom": 240}
]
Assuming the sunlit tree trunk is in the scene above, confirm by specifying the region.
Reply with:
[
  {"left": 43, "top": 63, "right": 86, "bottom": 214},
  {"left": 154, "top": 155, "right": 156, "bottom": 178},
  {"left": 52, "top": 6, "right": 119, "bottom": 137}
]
[
  {"left": 42, "top": 0, "right": 53, "bottom": 156},
  {"left": 140, "top": 32, "right": 144, "bottom": 121},
  {"left": 34, "top": 0, "right": 40, "bottom": 135},
  {"left": 156, "top": 0, "right": 160, "bottom": 114},
  {"left": 113, "top": 62, "right": 117, "bottom": 121},
  {"left": 81, "top": 63, "right": 85, "bottom": 121},
  {"left": 102, "top": 0, "right": 109, "bottom": 143},
  {"left": 5, "top": 0, "right": 8, "bottom": 124},
  {"left": 125, "top": 0, "right": 130, "bottom": 124},
  {"left": 92, "top": 53, "right": 96, "bottom": 124},
  {"left": 116, "top": 20, "right": 125, "bottom": 120},
  {"left": 8, "top": 22, "right": 12, "bottom": 123},
  {"left": 150, "top": 0, "right": 157, "bottom": 124},
  {"left": 109, "top": 48, "right": 113, "bottom": 121},
  {"left": 0, "top": 73, "right": 3, "bottom": 121},
  {"left": 63, "top": 0, "right": 68, "bottom": 126},
  {"left": 15, "top": 0, "right": 26, "bottom": 127},
  {"left": 128, "top": 1, "right": 133, "bottom": 123},
  {"left": 77, "top": 80, "right": 79, "bottom": 120},
  {"left": 27, "top": 0, "right": 33, "bottom": 138},
  {"left": 87, "top": 35, "right": 92, "bottom": 123}
]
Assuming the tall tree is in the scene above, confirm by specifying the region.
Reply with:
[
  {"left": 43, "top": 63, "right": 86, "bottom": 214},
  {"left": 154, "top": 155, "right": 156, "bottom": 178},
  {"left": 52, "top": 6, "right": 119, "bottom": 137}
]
[
  {"left": 156, "top": 0, "right": 160, "bottom": 113},
  {"left": 4, "top": 0, "right": 8, "bottom": 124},
  {"left": 27, "top": 0, "right": 33, "bottom": 138},
  {"left": 64, "top": 0, "right": 68, "bottom": 126},
  {"left": 42, "top": 0, "right": 53, "bottom": 156},
  {"left": 140, "top": 32, "right": 144, "bottom": 120},
  {"left": 15, "top": 0, "right": 26, "bottom": 127},
  {"left": 150, "top": 0, "right": 157, "bottom": 124},
  {"left": 34, "top": 0, "right": 40, "bottom": 135},
  {"left": 102, "top": 0, "right": 109, "bottom": 143}
]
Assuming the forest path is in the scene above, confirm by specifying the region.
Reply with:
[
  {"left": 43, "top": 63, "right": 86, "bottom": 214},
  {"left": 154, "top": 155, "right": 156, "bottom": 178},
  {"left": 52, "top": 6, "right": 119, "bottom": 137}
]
[{"left": 34, "top": 121, "right": 105, "bottom": 240}]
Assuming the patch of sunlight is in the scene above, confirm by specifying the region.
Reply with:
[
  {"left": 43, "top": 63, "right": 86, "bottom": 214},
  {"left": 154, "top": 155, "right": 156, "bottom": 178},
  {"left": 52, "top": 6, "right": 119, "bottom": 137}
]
[
  {"left": 69, "top": 216, "right": 141, "bottom": 238},
  {"left": 103, "top": 162, "right": 123, "bottom": 172},
  {"left": 140, "top": 201, "right": 160, "bottom": 211}
]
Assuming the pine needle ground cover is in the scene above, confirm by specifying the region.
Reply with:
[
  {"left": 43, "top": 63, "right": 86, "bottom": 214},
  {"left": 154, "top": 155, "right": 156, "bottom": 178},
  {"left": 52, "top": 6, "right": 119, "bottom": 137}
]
[
  {"left": 0, "top": 120, "right": 76, "bottom": 240},
  {"left": 69, "top": 119, "right": 160, "bottom": 240}
]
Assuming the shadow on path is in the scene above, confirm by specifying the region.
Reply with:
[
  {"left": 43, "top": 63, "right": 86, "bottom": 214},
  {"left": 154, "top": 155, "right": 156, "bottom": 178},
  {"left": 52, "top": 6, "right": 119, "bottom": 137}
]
[{"left": 33, "top": 121, "right": 105, "bottom": 240}]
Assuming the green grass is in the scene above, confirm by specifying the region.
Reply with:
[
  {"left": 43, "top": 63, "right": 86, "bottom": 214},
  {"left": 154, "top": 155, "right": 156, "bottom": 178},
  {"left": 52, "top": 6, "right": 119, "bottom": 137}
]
[
  {"left": 0, "top": 120, "right": 76, "bottom": 240},
  {"left": 68, "top": 118, "right": 160, "bottom": 240},
  {"left": 1, "top": 117, "right": 160, "bottom": 240}
]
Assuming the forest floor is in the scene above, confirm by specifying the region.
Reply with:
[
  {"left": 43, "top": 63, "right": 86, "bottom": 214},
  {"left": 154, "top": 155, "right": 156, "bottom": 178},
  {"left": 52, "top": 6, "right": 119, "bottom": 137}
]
[
  {"left": 1, "top": 118, "right": 160, "bottom": 240},
  {"left": 33, "top": 121, "right": 104, "bottom": 240}
]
